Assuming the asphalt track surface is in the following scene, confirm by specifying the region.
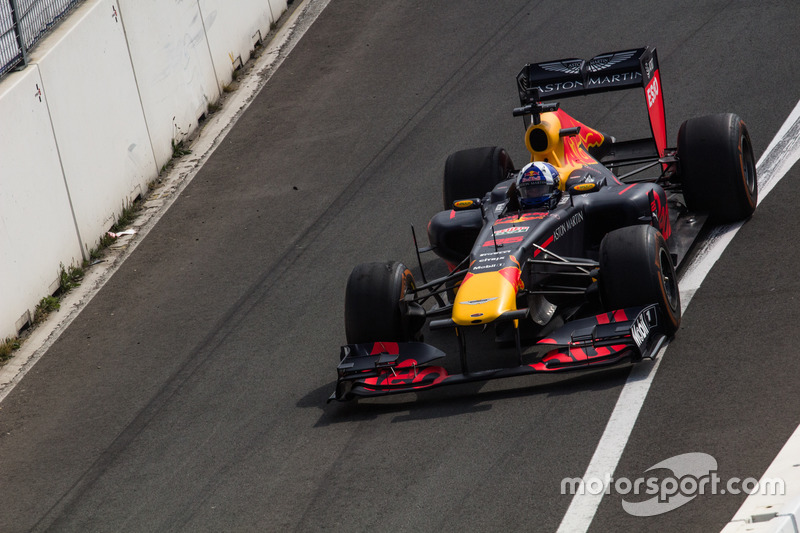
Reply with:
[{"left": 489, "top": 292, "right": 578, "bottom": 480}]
[{"left": 1, "top": 1, "right": 800, "bottom": 531}]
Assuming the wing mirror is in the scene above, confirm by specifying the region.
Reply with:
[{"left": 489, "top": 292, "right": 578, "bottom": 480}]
[
  {"left": 452, "top": 198, "right": 482, "bottom": 211},
  {"left": 568, "top": 177, "right": 608, "bottom": 196},
  {"left": 568, "top": 182, "right": 598, "bottom": 195}
]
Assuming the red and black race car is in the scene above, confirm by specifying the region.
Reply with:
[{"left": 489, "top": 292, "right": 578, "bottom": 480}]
[{"left": 329, "top": 46, "right": 757, "bottom": 402}]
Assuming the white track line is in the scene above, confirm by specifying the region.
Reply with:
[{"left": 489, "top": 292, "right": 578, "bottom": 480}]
[
  {"left": 557, "top": 100, "right": 800, "bottom": 533},
  {"left": 720, "top": 105, "right": 800, "bottom": 532},
  {"left": 722, "top": 424, "right": 800, "bottom": 532}
]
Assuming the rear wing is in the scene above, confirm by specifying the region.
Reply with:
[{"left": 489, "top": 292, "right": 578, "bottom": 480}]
[{"left": 516, "top": 47, "right": 667, "bottom": 157}]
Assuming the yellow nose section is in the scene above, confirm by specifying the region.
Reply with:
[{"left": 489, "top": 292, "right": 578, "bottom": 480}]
[{"left": 452, "top": 270, "right": 520, "bottom": 325}]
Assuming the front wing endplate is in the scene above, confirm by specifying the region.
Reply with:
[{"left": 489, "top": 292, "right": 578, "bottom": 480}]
[{"left": 329, "top": 306, "right": 667, "bottom": 402}]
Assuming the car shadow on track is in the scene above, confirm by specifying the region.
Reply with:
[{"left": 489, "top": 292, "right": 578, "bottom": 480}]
[
  {"left": 298, "top": 363, "right": 633, "bottom": 427},
  {"left": 302, "top": 257, "right": 639, "bottom": 425}
]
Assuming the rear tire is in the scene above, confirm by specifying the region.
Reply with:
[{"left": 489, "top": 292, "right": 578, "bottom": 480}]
[
  {"left": 678, "top": 113, "right": 757, "bottom": 222},
  {"left": 344, "top": 261, "right": 420, "bottom": 344},
  {"left": 442, "top": 146, "right": 515, "bottom": 210},
  {"left": 600, "top": 225, "right": 681, "bottom": 336}
]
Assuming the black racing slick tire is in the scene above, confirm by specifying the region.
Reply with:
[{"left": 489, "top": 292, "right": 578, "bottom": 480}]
[
  {"left": 677, "top": 113, "right": 758, "bottom": 222},
  {"left": 344, "top": 261, "right": 422, "bottom": 345},
  {"left": 442, "top": 146, "right": 515, "bottom": 210},
  {"left": 600, "top": 225, "right": 681, "bottom": 336}
]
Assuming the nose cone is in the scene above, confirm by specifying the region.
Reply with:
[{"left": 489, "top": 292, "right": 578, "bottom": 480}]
[{"left": 452, "top": 269, "right": 521, "bottom": 325}]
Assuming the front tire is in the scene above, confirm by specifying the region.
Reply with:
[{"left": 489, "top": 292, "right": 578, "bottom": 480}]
[
  {"left": 600, "top": 225, "right": 681, "bottom": 336},
  {"left": 344, "top": 261, "right": 421, "bottom": 344},
  {"left": 442, "top": 146, "right": 514, "bottom": 210},
  {"left": 678, "top": 113, "right": 757, "bottom": 222}
]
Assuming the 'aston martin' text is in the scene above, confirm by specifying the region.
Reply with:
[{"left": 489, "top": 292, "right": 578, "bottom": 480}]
[{"left": 553, "top": 212, "right": 584, "bottom": 241}]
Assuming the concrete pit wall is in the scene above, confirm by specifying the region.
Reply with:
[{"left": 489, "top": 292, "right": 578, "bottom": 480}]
[{"left": 0, "top": 0, "right": 287, "bottom": 339}]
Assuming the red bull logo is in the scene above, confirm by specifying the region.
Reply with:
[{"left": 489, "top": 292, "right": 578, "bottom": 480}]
[{"left": 556, "top": 109, "right": 605, "bottom": 166}]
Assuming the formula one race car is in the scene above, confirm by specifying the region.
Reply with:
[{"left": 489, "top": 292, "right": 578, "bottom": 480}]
[{"left": 329, "top": 46, "right": 757, "bottom": 402}]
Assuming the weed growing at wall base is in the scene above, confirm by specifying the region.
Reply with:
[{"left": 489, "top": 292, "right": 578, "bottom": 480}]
[
  {"left": 0, "top": 337, "right": 20, "bottom": 363},
  {"left": 59, "top": 263, "right": 83, "bottom": 293},
  {"left": 1, "top": 197, "right": 145, "bottom": 368},
  {"left": 33, "top": 296, "right": 60, "bottom": 324},
  {"left": 171, "top": 138, "right": 191, "bottom": 158}
]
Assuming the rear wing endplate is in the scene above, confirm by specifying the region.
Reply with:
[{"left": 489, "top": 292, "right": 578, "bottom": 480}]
[{"left": 516, "top": 46, "right": 667, "bottom": 157}]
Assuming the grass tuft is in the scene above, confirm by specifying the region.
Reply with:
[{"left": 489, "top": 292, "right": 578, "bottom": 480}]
[
  {"left": 34, "top": 296, "right": 60, "bottom": 324},
  {"left": 59, "top": 263, "right": 83, "bottom": 293},
  {"left": 0, "top": 337, "right": 20, "bottom": 363},
  {"left": 111, "top": 202, "right": 138, "bottom": 232},
  {"left": 171, "top": 138, "right": 192, "bottom": 158}
]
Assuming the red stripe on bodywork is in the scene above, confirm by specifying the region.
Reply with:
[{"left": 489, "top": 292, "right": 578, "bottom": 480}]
[
  {"left": 596, "top": 313, "right": 611, "bottom": 325},
  {"left": 612, "top": 309, "right": 628, "bottom": 322},
  {"left": 529, "top": 341, "right": 635, "bottom": 372},
  {"left": 482, "top": 236, "right": 524, "bottom": 247},
  {"left": 618, "top": 184, "right": 636, "bottom": 195},
  {"left": 533, "top": 235, "right": 554, "bottom": 257},
  {"left": 568, "top": 346, "right": 587, "bottom": 362},
  {"left": 363, "top": 366, "right": 449, "bottom": 389}
]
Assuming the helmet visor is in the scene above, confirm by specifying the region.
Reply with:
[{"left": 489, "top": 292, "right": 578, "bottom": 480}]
[{"left": 519, "top": 183, "right": 553, "bottom": 200}]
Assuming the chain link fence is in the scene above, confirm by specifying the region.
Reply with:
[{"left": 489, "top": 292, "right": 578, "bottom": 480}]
[{"left": 1, "top": 0, "right": 82, "bottom": 78}]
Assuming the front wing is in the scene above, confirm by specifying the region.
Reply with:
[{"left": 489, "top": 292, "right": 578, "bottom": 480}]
[{"left": 329, "top": 305, "right": 666, "bottom": 402}]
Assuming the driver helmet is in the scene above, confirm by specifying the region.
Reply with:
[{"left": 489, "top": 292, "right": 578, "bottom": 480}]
[{"left": 516, "top": 162, "right": 561, "bottom": 208}]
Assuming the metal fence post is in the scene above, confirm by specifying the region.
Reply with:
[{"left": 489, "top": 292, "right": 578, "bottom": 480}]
[{"left": 8, "top": 0, "right": 27, "bottom": 67}]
